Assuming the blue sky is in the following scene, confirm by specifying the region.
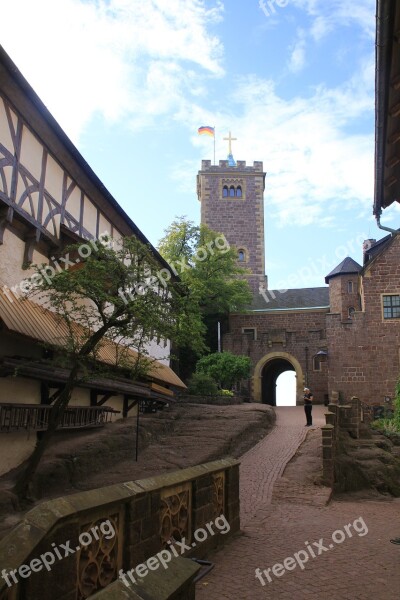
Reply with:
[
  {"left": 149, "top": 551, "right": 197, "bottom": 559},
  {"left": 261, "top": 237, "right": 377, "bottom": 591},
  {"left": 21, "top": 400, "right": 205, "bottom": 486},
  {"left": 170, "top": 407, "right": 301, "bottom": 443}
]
[{"left": 1, "top": 0, "right": 396, "bottom": 290}]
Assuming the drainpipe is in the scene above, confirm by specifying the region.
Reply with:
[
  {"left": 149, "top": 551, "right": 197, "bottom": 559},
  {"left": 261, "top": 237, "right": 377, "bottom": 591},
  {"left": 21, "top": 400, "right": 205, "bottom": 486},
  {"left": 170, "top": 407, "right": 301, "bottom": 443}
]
[
  {"left": 376, "top": 213, "right": 398, "bottom": 235},
  {"left": 305, "top": 346, "right": 309, "bottom": 387}
]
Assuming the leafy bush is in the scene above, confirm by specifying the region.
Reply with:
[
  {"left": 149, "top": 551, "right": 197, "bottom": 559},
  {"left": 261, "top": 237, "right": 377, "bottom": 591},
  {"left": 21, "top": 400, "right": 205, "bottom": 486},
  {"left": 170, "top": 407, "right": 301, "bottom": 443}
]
[
  {"left": 372, "top": 377, "right": 400, "bottom": 435},
  {"left": 187, "top": 373, "right": 218, "bottom": 396},
  {"left": 196, "top": 352, "right": 251, "bottom": 390},
  {"left": 218, "top": 389, "right": 234, "bottom": 397},
  {"left": 371, "top": 418, "right": 399, "bottom": 434}
]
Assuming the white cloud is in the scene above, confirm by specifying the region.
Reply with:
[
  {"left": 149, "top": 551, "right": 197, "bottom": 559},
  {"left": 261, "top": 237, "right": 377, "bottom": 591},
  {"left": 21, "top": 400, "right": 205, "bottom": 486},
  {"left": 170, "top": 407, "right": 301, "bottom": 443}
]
[
  {"left": 288, "top": 29, "right": 307, "bottom": 72},
  {"left": 177, "top": 54, "right": 375, "bottom": 228},
  {"left": 0, "top": 0, "right": 224, "bottom": 142},
  {"left": 292, "top": 0, "right": 376, "bottom": 40}
]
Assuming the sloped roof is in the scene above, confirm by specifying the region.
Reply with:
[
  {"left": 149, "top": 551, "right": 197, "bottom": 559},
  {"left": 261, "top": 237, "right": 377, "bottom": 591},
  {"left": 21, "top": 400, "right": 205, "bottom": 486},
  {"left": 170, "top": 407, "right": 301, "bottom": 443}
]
[
  {"left": 0, "top": 290, "right": 186, "bottom": 389},
  {"left": 362, "top": 231, "right": 399, "bottom": 271},
  {"left": 250, "top": 287, "right": 330, "bottom": 312},
  {"left": 325, "top": 257, "right": 362, "bottom": 283},
  {"left": 375, "top": 0, "right": 400, "bottom": 215},
  {"left": 363, "top": 233, "right": 392, "bottom": 264}
]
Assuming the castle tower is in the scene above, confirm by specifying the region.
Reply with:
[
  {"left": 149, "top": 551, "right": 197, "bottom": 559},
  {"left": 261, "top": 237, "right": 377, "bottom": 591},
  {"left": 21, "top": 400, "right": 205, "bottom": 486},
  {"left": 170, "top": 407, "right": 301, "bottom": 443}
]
[{"left": 197, "top": 146, "right": 266, "bottom": 295}]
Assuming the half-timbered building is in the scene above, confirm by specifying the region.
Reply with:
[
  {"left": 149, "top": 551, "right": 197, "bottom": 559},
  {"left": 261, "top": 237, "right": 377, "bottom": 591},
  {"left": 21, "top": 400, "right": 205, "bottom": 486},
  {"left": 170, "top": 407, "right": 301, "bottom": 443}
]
[{"left": 0, "top": 46, "right": 185, "bottom": 475}]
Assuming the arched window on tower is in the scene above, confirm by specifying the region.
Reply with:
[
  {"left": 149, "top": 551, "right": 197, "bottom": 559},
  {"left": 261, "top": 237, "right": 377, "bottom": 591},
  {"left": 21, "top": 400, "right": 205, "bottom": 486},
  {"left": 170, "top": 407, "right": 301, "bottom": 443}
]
[
  {"left": 222, "top": 185, "right": 228, "bottom": 197},
  {"left": 348, "top": 307, "right": 355, "bottom": 319},
  {"left": 238, "top": 249, "right": 245, "bottom": 262},
  {"left": 236, "top": 186, "right": 242, "bottom": 198},
  {"left": 229, "top": 186, "right": 235, "bottom": 197}
]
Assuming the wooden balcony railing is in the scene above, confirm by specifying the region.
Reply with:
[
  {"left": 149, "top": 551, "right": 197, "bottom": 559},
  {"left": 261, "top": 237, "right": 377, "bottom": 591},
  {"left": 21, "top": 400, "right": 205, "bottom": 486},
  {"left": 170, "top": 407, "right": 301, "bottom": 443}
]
[{"left": 0, "top": 403, "right": 119, "bottom": 433}]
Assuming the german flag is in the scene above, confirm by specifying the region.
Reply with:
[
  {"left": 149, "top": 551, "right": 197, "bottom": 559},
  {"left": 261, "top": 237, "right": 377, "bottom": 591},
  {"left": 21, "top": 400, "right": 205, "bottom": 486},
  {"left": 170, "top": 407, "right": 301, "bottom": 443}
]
[{"left": 198, "top": 126, "right": 215, "bottom": 137}]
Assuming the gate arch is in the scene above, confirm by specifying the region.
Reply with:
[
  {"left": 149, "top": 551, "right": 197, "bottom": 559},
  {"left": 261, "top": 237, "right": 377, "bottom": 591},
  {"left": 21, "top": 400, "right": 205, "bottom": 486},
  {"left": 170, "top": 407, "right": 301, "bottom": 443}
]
[{"left": 253, "top": 352, "right": 304, "bottom": 405}]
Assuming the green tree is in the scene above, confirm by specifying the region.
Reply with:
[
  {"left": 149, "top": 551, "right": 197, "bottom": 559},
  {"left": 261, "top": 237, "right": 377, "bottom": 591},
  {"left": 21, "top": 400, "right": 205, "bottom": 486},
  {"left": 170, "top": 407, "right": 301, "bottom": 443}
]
[
  {"left": 14, "top": 235, "right": 196, "bottom": 501},
  {"left": 158, "top": 217, "right": 252, "bottom": 316},
  {"left": 196, "top": 352, "right": 252, "bottom": 390},
  {"left": 158, "top": 218, "right": 252, "bottom": 378}
]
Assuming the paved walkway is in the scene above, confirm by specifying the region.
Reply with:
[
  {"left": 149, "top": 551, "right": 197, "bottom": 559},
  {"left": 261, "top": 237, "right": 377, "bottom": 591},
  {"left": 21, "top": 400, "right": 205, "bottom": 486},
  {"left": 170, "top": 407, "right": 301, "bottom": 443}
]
[{"left": 196, "top": 406, "right": 400, "bottom": 600}]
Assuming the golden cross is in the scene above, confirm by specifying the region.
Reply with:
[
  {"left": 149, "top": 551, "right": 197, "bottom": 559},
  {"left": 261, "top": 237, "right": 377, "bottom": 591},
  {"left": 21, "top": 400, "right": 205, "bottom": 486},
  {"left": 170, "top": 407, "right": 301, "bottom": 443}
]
[{"left": 223, "top": 131, "right": 237, "bottom": 155}]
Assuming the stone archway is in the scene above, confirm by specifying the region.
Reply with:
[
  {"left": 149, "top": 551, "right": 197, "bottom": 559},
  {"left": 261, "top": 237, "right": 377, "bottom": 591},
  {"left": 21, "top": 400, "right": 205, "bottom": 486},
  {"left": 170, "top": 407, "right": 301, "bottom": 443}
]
[{"left": 253, "top": 352, "right": 304, "bottom": 405}]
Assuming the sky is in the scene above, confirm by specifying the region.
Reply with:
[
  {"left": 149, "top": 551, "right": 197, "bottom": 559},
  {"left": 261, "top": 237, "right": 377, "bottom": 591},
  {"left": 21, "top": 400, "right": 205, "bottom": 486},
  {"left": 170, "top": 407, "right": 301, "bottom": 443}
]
[{"left": 1, "top": 0, "right": 397, "bottom": 291}]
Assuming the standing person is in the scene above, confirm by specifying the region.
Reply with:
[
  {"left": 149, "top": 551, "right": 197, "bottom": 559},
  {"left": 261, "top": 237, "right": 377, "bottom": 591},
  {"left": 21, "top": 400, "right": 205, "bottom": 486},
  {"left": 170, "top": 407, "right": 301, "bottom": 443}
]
[{"left": 303, "top": 387, "right": 313, "bottom": 426}]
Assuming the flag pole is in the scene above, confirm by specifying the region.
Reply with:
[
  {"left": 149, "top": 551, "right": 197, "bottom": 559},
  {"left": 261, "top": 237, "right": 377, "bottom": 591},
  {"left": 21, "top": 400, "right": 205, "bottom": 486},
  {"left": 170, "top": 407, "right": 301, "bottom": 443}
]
[{"left": 214, "top": 125, "right": 216, "bottom": 165}]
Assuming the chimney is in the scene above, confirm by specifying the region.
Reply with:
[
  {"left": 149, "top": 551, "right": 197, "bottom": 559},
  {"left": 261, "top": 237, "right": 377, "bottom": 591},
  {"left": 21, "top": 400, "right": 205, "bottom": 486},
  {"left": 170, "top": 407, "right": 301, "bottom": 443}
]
[{"left": 363, "top": 239, "right": 376, "bottom": 264}]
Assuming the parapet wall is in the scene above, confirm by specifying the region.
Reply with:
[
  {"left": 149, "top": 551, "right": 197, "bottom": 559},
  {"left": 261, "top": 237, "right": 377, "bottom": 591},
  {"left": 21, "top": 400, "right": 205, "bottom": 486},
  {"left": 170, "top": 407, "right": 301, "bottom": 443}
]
[
  {"left": 0, "top": 458, "right": 240, "bottom": 599},
  {"left": 200, "top": 159, "right": 264, "bottom": 172}
]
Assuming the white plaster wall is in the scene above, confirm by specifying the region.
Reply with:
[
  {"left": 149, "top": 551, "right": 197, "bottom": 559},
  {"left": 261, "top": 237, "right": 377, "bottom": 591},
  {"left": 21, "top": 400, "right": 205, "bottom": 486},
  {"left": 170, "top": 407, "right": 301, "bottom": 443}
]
[
  {"left": 20, "top": 126, "right": 43, "bottom": 182},
  {"left": 67, "top": 387, "right": 90, "bottom": 406},
  {"left": 0, "top": 97, "right": 14, "bottom": 153},
  {"left": 0, "top": 229, "right": 26, "bottom": 288},
  {"left": 0, "top": 229, "right": 49, "bottom": 292},
  {"left": 0, "top": 377, "right": 41, "bottom": 404},
  {"left": 0, "top": 433, "right": 36, "bottom": 476},
  {"left": 103, "top": 394, "right": 126, "bottom": 421}
]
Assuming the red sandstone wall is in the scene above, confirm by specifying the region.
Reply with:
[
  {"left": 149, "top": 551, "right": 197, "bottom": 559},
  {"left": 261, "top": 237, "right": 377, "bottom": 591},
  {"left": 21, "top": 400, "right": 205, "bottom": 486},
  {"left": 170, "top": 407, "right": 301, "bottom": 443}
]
[
  {"left": 224, "top": 309, "right": 329, "bottom": 404},
  {"left": 327, "top": 235, "right": 400, "bottom": 404}
]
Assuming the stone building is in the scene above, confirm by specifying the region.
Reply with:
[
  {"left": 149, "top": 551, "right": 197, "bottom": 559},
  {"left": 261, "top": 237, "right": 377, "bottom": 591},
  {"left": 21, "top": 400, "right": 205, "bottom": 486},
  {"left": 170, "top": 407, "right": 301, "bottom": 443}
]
[
  {"left": 326, "top": 236, "right": 400, "bottom": 404},
  {"left": 198, "top": 150, "right": 399, "bottom": 407},
  {"left": 0, "top": 46, "right": 185, "bottom": 475}
]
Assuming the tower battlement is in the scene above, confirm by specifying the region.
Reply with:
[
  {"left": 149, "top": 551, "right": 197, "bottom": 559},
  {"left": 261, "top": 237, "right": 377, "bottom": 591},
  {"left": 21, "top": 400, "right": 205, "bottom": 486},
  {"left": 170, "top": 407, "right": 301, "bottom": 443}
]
[{"left": 200, "top": 159, "right": 264, "bottom": 172}]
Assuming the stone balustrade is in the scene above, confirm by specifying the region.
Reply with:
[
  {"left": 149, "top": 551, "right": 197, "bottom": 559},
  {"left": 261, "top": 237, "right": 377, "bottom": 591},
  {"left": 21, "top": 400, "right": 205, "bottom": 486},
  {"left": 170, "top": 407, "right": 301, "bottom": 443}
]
[{"left": 0, "top": 458, "right": 240, "bottom": 599}]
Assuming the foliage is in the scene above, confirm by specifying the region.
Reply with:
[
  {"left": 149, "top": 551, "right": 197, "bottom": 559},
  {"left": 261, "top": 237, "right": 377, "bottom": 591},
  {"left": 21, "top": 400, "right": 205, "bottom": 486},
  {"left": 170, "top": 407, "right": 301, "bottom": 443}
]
[
  {"left": 218, "top": 389, "right": 234, "bottom": 397},
  {"left": 187, "top": 372, "right": 219, "bottom": 396},
  {"left": 371, "top": 418, "right": 400, "bottom": 434},
  {"left": 158, "top": 217, "right": 253, "bottom": 378},
  {"left": 158, "top": 217, "right": 252, "bottom": 318},
  {"left": 371, "top": 376, "right": 400, "bottom": 435},
  {"left": 196, "top": 352, "right": 251, "bottom": 390}
]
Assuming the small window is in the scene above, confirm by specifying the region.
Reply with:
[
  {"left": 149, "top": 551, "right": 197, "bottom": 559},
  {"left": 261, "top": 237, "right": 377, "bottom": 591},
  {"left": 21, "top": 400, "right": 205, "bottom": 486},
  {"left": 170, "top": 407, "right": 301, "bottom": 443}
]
[
  {"left": 238, "top": 250, "right": 245, "bottom": 262},
  {"left": 229, "top": 186, "right": 235, "bottom": 197},
  {"left": 243, "top": 328, "right": 256, "bottom": 340},
  {"left": 313, "top": 356, "right": 322, "bottom": 371},
  {"left": 347, "top": 281, "right": 354, "bottom": 294},
  {"left": 348, "top": 307, "right": 355, "bottom": 319},
  {"left": 383, "top": 295, "right": 400, "bottom": 319},
  {"left": 222, "top": 186, "right": 228, "bottom": 197},
  {"left": 236, "top": 186, "right": 242, "bottom": 198}
]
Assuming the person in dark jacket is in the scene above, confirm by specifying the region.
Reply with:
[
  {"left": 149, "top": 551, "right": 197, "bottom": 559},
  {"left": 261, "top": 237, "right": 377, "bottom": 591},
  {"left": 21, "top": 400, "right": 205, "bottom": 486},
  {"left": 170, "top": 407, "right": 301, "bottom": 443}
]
[{"left": 303, "top": 387, "right": 313, "bottom": 426}]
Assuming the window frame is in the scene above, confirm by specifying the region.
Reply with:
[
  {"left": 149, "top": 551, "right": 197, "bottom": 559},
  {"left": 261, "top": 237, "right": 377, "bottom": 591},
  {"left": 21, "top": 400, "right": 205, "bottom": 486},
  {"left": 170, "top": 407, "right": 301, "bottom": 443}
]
[
  {"left": 382, "top": 294, "right": 400, "bottom": 321},
  {"left": 242, "top": 327, "right": 257, "bottom": 341}
]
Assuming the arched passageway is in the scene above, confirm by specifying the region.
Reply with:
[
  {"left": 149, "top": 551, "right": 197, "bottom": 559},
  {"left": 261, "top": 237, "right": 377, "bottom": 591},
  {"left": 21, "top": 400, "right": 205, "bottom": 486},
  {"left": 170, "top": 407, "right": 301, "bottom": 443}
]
[
  {"left": 262, "top": 358, "right": 295, "bottom": 406},
  {"left": 253, "top": 352, "right": 304, "bottom": 405}
]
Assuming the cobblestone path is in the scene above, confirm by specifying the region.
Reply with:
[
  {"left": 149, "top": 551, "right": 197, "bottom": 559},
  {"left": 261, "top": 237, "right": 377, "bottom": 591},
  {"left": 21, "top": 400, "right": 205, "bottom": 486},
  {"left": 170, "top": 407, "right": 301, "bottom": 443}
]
[{"left": 196, "top": 406, "right": 400, "bottom": 600}]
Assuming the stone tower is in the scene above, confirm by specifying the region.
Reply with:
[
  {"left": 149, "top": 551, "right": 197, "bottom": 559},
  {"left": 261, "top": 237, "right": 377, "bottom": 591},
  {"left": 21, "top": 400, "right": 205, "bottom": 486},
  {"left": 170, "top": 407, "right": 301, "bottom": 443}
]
[{"left": 197, "top": 157, "right": 266, "bottom": 294}]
